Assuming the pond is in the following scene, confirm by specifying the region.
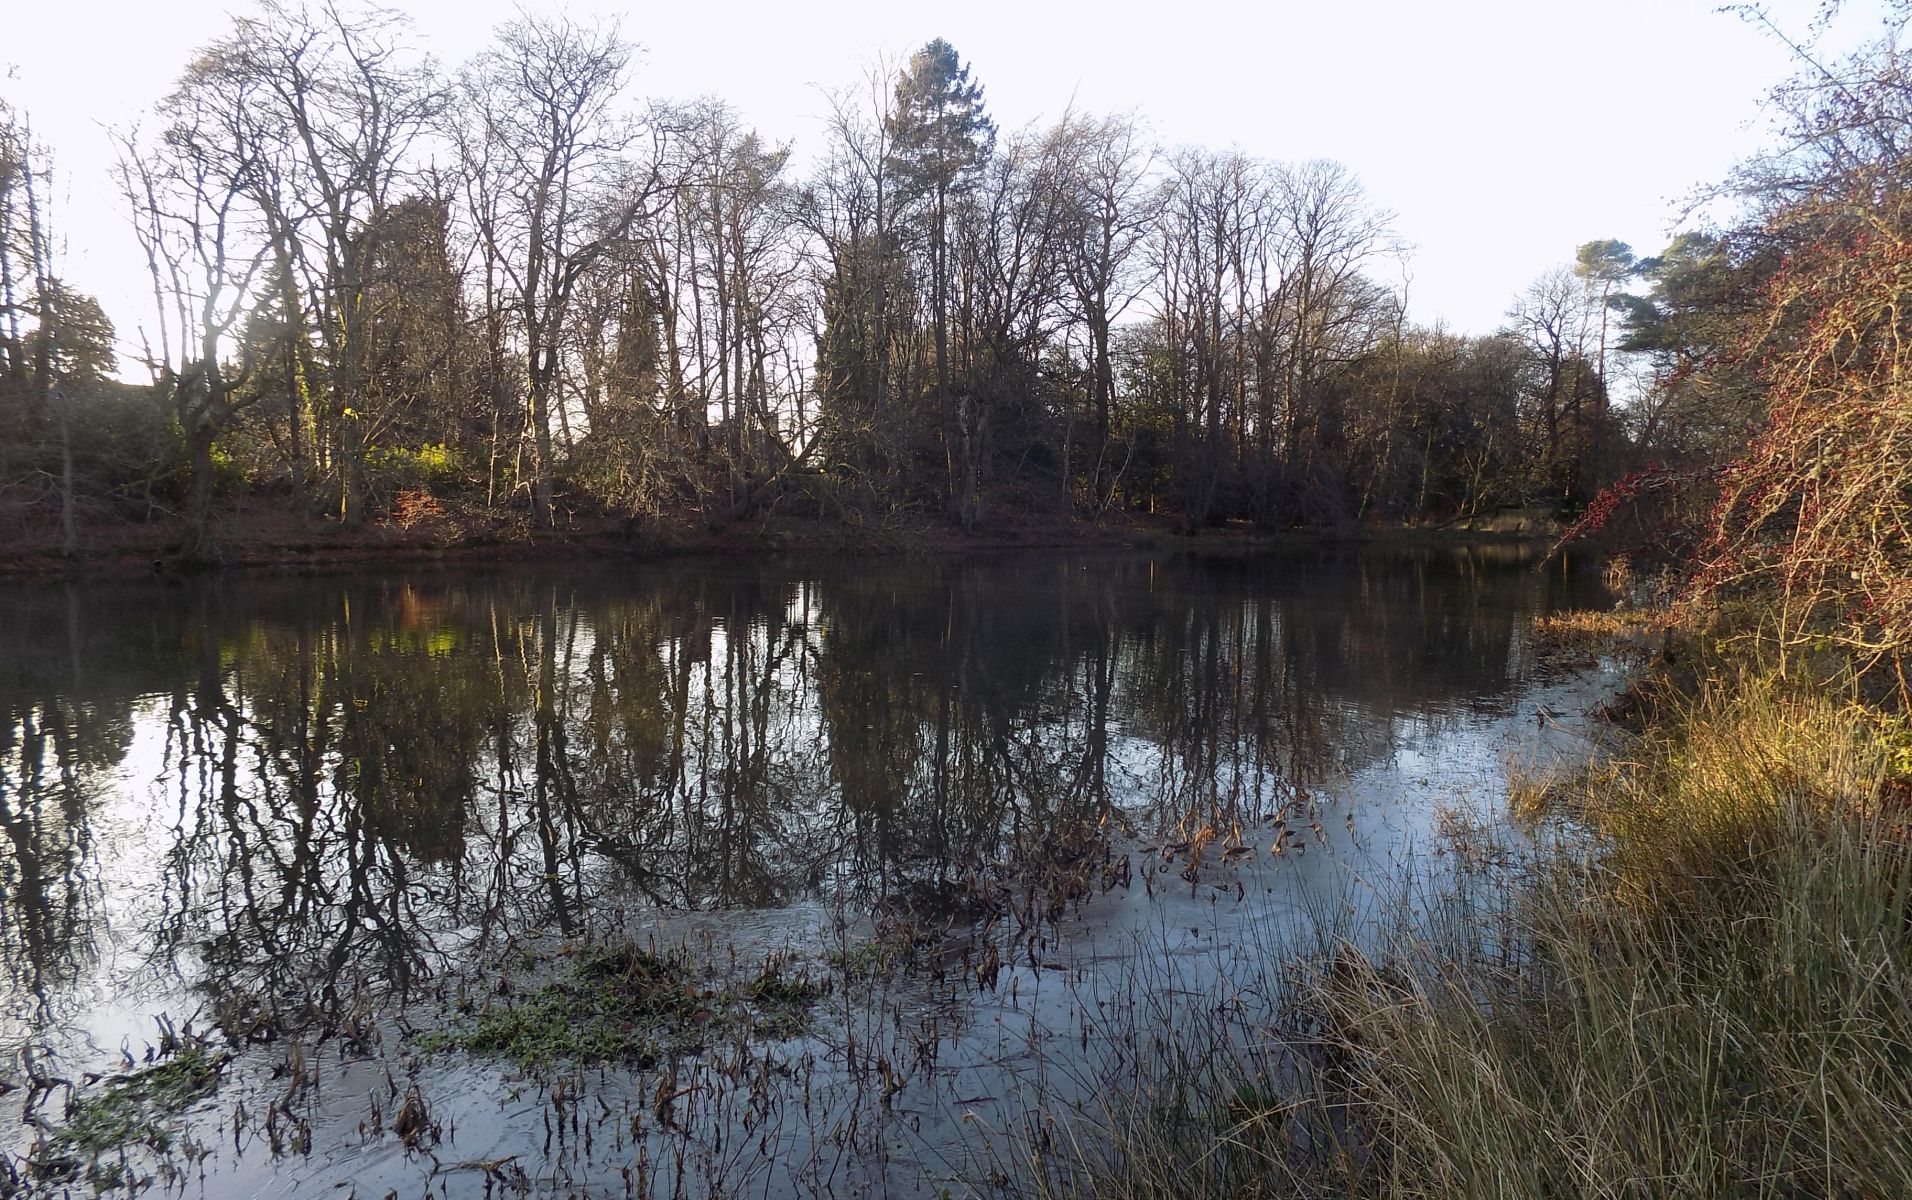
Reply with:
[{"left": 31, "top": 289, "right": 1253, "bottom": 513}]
[{"left": 0, "top": 545, "right": 1612, "bottom": 1197}]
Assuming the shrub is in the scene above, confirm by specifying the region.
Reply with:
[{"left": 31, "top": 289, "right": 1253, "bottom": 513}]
[{"left": 365, "top": 442, "right": 468, "bottom": 502}]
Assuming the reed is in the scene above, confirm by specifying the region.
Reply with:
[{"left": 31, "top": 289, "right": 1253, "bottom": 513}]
[{"left": 1020, "top": 666, "right": 1912, "bottom": 1199}]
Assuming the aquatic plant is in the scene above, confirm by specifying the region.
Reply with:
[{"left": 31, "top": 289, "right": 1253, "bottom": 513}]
[
  {"left": 26, "top": 1047, "right": 224, "bottom": 1190},
  {"left": 424, "top": 939, "right": 828, "bottom": 1071}
]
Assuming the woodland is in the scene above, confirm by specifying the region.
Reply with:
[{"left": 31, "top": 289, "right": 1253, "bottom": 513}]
[
  {"left": 0, "top": 6, "right": 1706, "bottom": 563},
  {"left": 11, "top": 4, "right": 1912, "bottom": 1196}
]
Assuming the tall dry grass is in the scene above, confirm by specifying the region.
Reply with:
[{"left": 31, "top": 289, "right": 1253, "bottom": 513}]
[{"left": 1020, "top": 675, "right": 1912, "bottom": 1200}]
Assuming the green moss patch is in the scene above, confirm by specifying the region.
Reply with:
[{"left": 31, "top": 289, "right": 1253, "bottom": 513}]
[
  {"left": 29, "top": 1047, "right": 224, "bottom": 1187},
  {"left": 425, "top": 942, "right": 826, "bottom": 1071}
]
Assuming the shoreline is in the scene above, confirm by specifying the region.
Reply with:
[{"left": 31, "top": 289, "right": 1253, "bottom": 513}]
[{"left": 0, "top": 507, "right": 1566, "bottom": 580}]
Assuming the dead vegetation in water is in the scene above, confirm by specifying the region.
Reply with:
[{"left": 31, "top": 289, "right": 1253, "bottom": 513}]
[
  {"left": 5, "top": 792, "right": 1360, "bottom": 1198},
  {"left": 1504, "top": 752, "right": 1590, "bottom": 827},
  {"left": 1017, "top": 673, "right": 1912, "bottom": 1200},
  {"left": 1531, "top": 607, "right": 1671, "bottom": 663}
]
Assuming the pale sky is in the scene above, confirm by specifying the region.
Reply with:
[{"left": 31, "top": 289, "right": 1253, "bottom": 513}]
[{"left": 4, "top": 0, "right": 1899, "bottom": 377}]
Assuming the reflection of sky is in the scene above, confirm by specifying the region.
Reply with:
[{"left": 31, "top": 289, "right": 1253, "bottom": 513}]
[
  {"left": 0, "top": 549, "right": 1606, "bottom": 1076},
  {"left": 8, "top": 695, "right": 193, "bottom": 1062}
]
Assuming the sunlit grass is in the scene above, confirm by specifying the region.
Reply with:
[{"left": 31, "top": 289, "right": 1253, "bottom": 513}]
[
  {"left": 1531, "top": 607, "right": 1665, "bottom": 657},
  {"left": 1018, "top": 669, "right": 1912, "bottom": 1200}
]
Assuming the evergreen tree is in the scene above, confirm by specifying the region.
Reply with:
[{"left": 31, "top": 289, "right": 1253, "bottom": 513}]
[{"left": 887, "top": 40, "right": 995, "bottom": 429}]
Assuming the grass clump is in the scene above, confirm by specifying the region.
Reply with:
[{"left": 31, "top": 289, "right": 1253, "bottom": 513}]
[
  {"left": 1025, "top": 670, "right": 1912, "bottom": 1199},
  {"left": 1532, "top": 607, "right": 1666, "bottom": 659},
  {"left": 1310, "top": 680, "right": 1912, "bottom": 1197},
  {"left": 824, "top": 936, "right": 911, "bottom": 980},
  {"left": 1543, "top": 672, "right": 1895, "bottom": 904},
  {"left": 28, "top": 1047, "right": 225, "bottom": 1188},
  {"left": 427, "top": 941, "right": 825, "bottom": 1070}
]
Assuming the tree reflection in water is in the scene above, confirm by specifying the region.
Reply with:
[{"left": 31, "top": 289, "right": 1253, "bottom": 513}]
[{"left": 0, "top": 546, "right": 1597, "bottom": 1052}]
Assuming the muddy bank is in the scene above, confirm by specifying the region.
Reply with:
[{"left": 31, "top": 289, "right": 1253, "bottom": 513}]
[{"left": 0, "top": 499, "right": 1563, "bottom": 579}]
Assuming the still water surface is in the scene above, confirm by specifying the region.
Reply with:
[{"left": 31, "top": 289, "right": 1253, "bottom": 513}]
[{"left": 0, "top": 546, "right": 1607, "bottom": 1195}]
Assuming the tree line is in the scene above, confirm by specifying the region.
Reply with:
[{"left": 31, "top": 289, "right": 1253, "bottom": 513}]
[{"left": 2, "top": 1, "right": 1709, "bottom": 556}]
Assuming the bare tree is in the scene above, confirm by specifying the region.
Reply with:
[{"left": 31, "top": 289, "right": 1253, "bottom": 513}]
[
  {"left": 117, "top": 109, "right": 274, "bottom": 559},
  {"left": 455, "top": 11, "right": 669, "bottom": 527},
  {"left": 947, "top": 125, "right": 1069, "bottom": 529},
  {"left": 1508, "top": 265, "right": 1602, "bottom": 506},
  {"left": 1271, "top": 160, "right": 1396, "bottom": 477},
  {"left": 801, "top": 61, "right": 910, "bottom": 491},
  {"left": 1047, "top": 110, "right": 1157, "bottom": 507},
  {"left": 180, "top": 0, "right": 440, "bottom": 523}
]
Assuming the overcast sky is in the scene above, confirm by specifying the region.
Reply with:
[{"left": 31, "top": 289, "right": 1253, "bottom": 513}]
[{"left": 4, "top": 0, "right": 1899, "bottom": 376}]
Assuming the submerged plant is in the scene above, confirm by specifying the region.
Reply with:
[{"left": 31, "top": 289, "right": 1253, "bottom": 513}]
[
  {"left": 27, "top": 1047, "right": 225, "bottom": 1189},
  {"left": 423, "top": 939, "right": 827, "bottom": 1071}
]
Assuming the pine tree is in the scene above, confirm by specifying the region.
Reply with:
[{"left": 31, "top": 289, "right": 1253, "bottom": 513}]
[{"left": 888, "top": 40, "right": 995, "bottom": 422}]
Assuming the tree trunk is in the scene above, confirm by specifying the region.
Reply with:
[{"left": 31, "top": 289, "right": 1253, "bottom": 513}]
[
  {"left": 341, "top": 415, "right": 367, "bottom": 525},
  {"left": 529, "top": 345, "right": 556, "bottom": 527},
  {"left": 186, "top": 423, "right": 218, "bottom": 562},
  {"left": 58, "top": 391, "right": 76, "bottom": 557}
]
